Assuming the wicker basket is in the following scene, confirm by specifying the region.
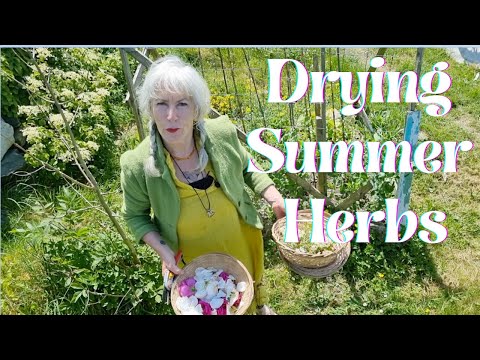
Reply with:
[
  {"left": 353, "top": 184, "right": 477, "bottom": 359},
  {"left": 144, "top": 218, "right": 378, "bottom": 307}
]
[
  {"left": 272, "top": 209, "right": 350, "bottom": 269},
  {"left": 279, "top": 241, "right": 351, "bottom": 279},
  {"left": 170, "top": 253, "right": 254, "bottom": 315}
]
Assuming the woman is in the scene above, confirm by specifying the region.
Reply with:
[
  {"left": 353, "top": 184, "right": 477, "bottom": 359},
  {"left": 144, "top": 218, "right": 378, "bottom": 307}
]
[{"left": 120, "top": 55, "right": 285, "bottom": 315}]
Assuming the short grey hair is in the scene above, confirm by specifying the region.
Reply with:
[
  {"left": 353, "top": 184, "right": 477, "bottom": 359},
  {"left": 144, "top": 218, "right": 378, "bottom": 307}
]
[{"left": 138, "top": 55, "right": 211, "bottom": 177}]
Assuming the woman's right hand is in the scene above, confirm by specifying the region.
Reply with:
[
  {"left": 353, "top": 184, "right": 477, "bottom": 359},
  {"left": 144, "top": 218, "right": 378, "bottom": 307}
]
[
  {"left": 161, "top": 254, "right": 183, "bottom": 276},
  {"left": 142, "top": 232, "right": 183, "bottom": 285},
  {"left": 161, "top": 254, "right": 183, "bottom": 290}
]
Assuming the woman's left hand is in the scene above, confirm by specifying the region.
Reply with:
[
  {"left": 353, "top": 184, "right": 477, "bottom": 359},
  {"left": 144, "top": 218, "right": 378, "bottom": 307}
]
[
  {"left": 272, "top": 200, "right": 286, "bottom": 220},
  {"left": 261, "top": 185, "right": 286, "bottom": 220}
]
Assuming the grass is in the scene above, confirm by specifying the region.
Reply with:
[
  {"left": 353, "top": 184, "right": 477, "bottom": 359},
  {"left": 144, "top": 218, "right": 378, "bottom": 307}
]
[{"left": 2, "top": 47, "right": 479, "bottom": 315}]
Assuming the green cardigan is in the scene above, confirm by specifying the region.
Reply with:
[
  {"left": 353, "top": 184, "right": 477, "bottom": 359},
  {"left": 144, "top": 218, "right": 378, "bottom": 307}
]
[{"left": 120, "top": 115, "right": 274, "bottom": 252}]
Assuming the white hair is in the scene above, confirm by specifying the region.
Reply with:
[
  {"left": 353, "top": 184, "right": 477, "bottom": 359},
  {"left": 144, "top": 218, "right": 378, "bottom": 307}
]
[{"left": 138, "top": 55, "right": 211, "bottom": 177}]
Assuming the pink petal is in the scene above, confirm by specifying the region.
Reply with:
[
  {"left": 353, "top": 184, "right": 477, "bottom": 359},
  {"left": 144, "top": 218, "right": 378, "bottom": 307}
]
[
  {"left": 217, "top": 304, "right": 227, "bottom": 315},
  {"left": 233, "top": 292, "right": 243, "bottom": 307},
  {"left": 219, "top": 272, "right": 229, "bottom": 281},
  {"left": 184, "top": 277, "right": 196, "bottom": 287},
  {"left": 199, "top": 300, "right": 212, "bottom": 315},
  {"left": 179, "top": 284, "right": 194, "bottom": 297}
]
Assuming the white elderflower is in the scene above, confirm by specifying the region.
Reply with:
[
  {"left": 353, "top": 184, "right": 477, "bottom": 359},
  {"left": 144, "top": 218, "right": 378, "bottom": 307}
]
[
  {"left": 48, "top": 114, "right": 64, "bottom": 128},
  {"left": 64, "top": 71, "right": 81, "bottom": 80},
  {"left": 89, "top": 105, "right": 107, "bottom": 117},
  {"left": 35, "top": 48, "right": 52, "bottom": 61},
  {"left": 60, "top": 88, "right": 75, "bottom": 100},
  {"left": 18, "top": 105, "right": 49, "bottom": 117},
  {"left": 85, "top": 141, "right": 99, "bottom": 151},
  {"left": 96, "top": 88, "right": 110, "bottom": 97},
  {"left": 21, "top": 126, "right": 42, "bottom": 142}
]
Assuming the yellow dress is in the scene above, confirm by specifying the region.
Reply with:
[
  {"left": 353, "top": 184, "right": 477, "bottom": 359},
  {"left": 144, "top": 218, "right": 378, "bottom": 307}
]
[{"left": 165, "top": 153, "right": 266, "bottom": 313}]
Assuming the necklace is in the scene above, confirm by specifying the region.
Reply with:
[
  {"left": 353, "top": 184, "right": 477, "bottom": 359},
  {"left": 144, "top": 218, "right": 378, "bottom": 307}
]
[
  {"left": 172, "top": 152, "right": 215, "bottom": 218},
  {"left": 170, "top": 146, "right": 195, "bottom": 161}
]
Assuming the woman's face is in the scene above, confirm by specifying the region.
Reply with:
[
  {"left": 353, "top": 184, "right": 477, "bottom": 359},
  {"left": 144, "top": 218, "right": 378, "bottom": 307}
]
[{"left": 152, "top": 93, "right": 196, "bottom": 146}]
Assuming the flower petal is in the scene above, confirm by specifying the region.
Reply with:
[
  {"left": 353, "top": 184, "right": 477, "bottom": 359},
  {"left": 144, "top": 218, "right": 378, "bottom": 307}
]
[
  {"left": 236, "top": 281, "right": 247, "bottom": 292},
  {"left": 210, "top": 297, "right": 224, "bottom": 309}
]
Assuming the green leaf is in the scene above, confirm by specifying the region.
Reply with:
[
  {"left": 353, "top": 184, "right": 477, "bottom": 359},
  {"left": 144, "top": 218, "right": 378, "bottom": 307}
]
[
  {"left": 91, "top": 258, "right": 102, "bottom": 270},
  {"left": 144, "top": 281, "right": 155, "bottom": 292},
  {"left": 9, "top": 228, "right": 27, "bottom": 233},
  {"left": 72, "top": 290, "right": 83, "bottom": 303},
  {"left": 75, "top": 227, "right": 89, "bottom": 237}
]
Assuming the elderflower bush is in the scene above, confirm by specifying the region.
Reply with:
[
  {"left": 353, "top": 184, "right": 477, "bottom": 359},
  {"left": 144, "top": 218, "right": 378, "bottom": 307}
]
[{"left": 18, "top": 48, "right": 120, "bottom": 173}]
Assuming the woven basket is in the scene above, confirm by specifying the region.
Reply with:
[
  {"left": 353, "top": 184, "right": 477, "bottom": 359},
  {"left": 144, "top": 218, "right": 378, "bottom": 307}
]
[
  {"left": 170, "top": 253, "right": 254, "bottom": 315},
  {"left": 272, "top": 209, "right": 350, "bottom": 269},
  {"left": 279, "top": 241, "right": 351, "bottom": 279}
]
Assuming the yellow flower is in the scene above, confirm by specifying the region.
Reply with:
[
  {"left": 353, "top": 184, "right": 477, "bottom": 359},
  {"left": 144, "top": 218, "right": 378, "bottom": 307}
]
[
  {"left": 378, "top": 273, "right": 385, "bottom": 278},
  {"left": 425, "top": 308, "right": 430, "bottom": 314}
]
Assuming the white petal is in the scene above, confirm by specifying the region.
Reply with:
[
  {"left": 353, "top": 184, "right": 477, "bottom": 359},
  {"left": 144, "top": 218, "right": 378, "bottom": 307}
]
[
  {"left": 210, "top": 297, "right": 224, "bottom": 309},
  {"left": 206, "top": 282, "right": 218, "bottom": 298},
  {"left": 195, "top": 289, "right": 207, "bottom": 299},
  {"left": 195, "top": 267, "right": 206, "bottom": 276},
  {"left": 193, "top": 304, "right": 203, "bottom": 315},
  {"left": 176, "top": 296, "right": 191, "bottom": 313},
  {"left": 195, "top": 280, "right": 206, "bottom": 291},
  {"left": 183, "top": 305, "right": 202, "bottom": 315},
  {"left": 217, "top": 290, "right": 227, "bottom": 298},
  {"left": 218, "top": 279, "right": 226, "bottom": 289},
  {"left": 197, "top": 268, "right": 213, "bottom": 280},
  {"left": 236, "top": 281, "right": 247, "bottom": 292},
  {"left": 228, "top": 291, "right": 239, "bottom": 306},
  {"left": 188, "top": 295, "right": 198, "bottom": 307},
  {"left": 225, "top": 280, "right": 235, "bottom": 294}
]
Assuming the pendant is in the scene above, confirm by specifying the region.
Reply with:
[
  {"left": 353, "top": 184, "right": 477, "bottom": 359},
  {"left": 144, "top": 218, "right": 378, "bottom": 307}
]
[{"left": 207, "top": 209, "right": 215, "bottom": 217}]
